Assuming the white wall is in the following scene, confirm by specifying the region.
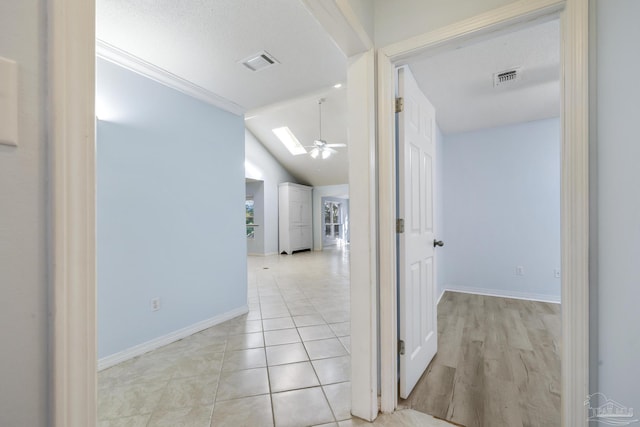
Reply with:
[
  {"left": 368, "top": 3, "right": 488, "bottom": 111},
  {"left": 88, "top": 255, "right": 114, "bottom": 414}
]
[
  {"left": 0, "top": 2, "right": 48, "bottom": 426},
  {"left": 245, "top": 130, "right": 298, "bottom": 255},
  {"left": 442, "top": 118, "right": 561, "bottom": 302},
  {"left": 312, "top": 184, "right": 350, "bottom": 250},
  {"left": 373, "top": 0, "right": 519, "bottom": 47},
  {"left": 97, "top": 58, "right": 247, "bottom": 359},
  {"left": 594, "top": 0, "right": 640, "bottom": 412}
]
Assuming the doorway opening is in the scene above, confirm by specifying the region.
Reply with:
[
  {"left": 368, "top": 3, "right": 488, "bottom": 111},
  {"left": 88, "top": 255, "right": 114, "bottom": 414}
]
[
  {"left": 394, "top": 20, "right": 562, "bottom": 425},
  {"left": 322, "top": 197, "right": 350, "bottom": 249},
  {"left": 372, "top": 2, "right": 589, "bottom": 425}
]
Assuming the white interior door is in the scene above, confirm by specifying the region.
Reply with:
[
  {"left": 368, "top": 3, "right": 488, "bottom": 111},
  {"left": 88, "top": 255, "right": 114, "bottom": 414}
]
[{"left": 397, "top": 65, "right": 438, "bottom": 399}]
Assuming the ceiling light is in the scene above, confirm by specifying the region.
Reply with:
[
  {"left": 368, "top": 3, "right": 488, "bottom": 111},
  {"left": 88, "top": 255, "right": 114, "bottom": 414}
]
[
  {"left": 272, "top": 127, "right": 307, "bottom": 155},
  {"left": 333, "top": 83, "right": 342, "bottom": 89},
  {"left": 310, "top": 148, "right": 320, "bottom": 159},
  {"left": 321, "top": 150, "right": 331, "bottom": 159}
]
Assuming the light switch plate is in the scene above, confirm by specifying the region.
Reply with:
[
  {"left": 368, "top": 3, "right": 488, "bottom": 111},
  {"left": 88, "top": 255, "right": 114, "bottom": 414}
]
[{"left": 0, "top": 56, "right": 18, "bottom": 147}]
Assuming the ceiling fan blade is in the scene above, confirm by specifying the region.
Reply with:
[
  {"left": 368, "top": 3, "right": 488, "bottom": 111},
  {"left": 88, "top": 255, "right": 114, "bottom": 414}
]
[
  {"left": 326, "top": 147, "right": 337, "bottom": 154},
  {"left": 325, "top": 143, "right": 347, "bottom": 148}
]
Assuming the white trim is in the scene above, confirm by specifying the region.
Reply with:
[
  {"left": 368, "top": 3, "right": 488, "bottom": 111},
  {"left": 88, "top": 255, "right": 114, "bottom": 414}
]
[
  {"left": 442, "top": 286, "right": 561, "bottom": 304},
  {"left": 382, "top": 0, "right": 565, "bottom": 62},
  {"left": 98, "top": 305, "right": 249, "bottom": 371},
  {"left": 247, "top": 252, "right": 278, "bottom": 257},
  {"left": 50, "top": 1, "right": 97, "bottom": 426},
  {"left": 96, "top": 40, "right": 245, "bottom": 116},
  {"left": 377, "top": 50, "right": 397, "bottom": 415},
  {"left": 375, "top": 0, "right": 589, "bottom": 424},
  {"left": 437, "top": 289, "right": 446, "bottom": 306},
  {"left": 561, "top": 0, "right": 590, "bottom": 424},
  {"left": 347, "top": 50, "right": 378, "bottom": 422}
]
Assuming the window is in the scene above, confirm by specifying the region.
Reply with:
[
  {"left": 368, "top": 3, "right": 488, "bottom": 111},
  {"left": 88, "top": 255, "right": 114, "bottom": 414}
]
[
  {"left": 246, "top": 196, "right": 255, "bottom": 238},
  {"left": 323, "top": 201, "right": 341, "bottom": 240}
]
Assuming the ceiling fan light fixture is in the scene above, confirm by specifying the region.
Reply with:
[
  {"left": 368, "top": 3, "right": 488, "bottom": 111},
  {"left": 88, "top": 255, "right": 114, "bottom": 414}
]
[
  {"left": 321, "top": 149, "right": 331, "bottom": 160},
  {"left": 310, "top": 148, "right": 320, "bottom": 159}
]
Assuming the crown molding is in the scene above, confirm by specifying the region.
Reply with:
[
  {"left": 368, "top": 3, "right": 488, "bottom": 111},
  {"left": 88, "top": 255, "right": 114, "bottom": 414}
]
[{"left": 96, "top": 39, "right": 245, "bottom": 116}]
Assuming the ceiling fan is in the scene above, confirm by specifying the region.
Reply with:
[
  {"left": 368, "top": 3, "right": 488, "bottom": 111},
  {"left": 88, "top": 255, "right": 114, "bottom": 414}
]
[{"left": 306, "top": 98, "right": 346, "bottom": 159}]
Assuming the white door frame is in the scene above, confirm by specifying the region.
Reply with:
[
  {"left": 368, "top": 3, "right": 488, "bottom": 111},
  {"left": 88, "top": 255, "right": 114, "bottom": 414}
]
[
  {"left": 49, "top": 0, "right": 97, "bottom": 425},
  {"left": 376, "top": 0, "right": 589, "bottom": 425}
]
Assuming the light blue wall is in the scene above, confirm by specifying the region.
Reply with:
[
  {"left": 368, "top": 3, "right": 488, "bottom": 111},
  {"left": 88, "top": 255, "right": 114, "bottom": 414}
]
[
  {"left": 593, "top": 0, "right": 640, "bottom": 414},
  {"left": 97, "top": 58, "right": 247, "bottom": 358},
  {"left": 245, "top": 130, "right": 298, "bottom": 255},
  {"left": 442, "top": 118, "right": 561, "bottom": 301}
]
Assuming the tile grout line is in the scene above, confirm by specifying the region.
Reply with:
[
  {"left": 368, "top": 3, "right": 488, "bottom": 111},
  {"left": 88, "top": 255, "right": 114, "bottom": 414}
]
[{"left": 258, "top": 267, "right": 278, "bottom": 427}]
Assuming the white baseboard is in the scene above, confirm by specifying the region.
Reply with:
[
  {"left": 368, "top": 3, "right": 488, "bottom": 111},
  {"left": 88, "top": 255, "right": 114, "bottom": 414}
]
[
  {"left": 442, "top": 285, "right": 561, "bottom": 304},
  {"left": 437, "top": 288, "right": 446, "bottom": 305},
  {"left": 98, "top": 305, "right": 249, "bottom": 371},
  {"left": 248, "top": 252, "right": 278, "bottom": 257}
]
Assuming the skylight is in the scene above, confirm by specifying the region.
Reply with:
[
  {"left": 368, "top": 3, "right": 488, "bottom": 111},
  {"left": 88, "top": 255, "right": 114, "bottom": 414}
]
[{"left": 272, "top": 127, "right": 307, "bottom": 155}]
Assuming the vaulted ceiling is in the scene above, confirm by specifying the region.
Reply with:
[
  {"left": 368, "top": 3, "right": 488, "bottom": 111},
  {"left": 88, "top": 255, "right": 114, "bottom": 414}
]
[
  {"left": 97, "top": 1, "right": 560, "bottom": 187},
  {"left": 245, "top": 86, "right": 348, "bottom": 186}
]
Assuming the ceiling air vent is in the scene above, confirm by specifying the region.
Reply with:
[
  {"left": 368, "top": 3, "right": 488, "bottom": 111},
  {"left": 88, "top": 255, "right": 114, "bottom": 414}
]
[
  {"left": 493, "top": 67, "right": 522, "bottom": 87},
  {"left": 240, "top": 51, "right": 280, "bottom": 72}
]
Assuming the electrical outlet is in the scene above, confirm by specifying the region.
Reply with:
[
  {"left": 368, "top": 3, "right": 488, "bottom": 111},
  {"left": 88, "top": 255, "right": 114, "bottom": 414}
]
[
  {"left": 554, "top": 269, "right": 561, "bottom": 279},
  {"left": 151, "top": 297, "right": 161, "bottom": 311},
  {"left": 516, "top": 266, "right": 524, "bottom": 276}
]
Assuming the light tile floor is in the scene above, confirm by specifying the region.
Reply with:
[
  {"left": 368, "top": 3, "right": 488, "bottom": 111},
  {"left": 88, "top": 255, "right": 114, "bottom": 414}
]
[{"left": 98, "top": 247, "right": 353, "bottom": 426}]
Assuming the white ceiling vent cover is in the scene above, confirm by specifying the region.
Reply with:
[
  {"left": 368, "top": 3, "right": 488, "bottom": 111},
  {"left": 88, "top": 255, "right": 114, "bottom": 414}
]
[
  {"left": 493, "top": 67, "right": 522, "bottom": 87},
  {"left": 240, "top": 51, "right": 280, "bottom": 72}
]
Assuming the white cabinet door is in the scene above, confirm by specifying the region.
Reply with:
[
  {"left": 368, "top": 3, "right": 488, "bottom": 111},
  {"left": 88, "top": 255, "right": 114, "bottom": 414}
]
[{"left": 279, "top": 183, "right": 313, "bottom": 254}]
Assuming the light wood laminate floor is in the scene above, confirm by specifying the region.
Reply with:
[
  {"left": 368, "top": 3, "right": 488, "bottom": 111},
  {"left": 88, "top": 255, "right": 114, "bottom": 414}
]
[{"left": 401, "top": 291, "right": 561, "bottom": 427}]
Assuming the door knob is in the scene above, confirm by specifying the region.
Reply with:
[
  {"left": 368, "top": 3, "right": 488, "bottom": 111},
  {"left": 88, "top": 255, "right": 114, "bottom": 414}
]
[{"left": 433, "top": 240, "right": 444, "bottom": 248}]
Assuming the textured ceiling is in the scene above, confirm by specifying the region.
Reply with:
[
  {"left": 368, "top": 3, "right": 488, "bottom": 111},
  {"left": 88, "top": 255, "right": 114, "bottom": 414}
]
[
  {"left": 97, "top": 2, "right": 560, "bottom": 186},
  {"left": 97, "top": 0, "right": 347, "bottom": 111},
  {"left": 245, "top": 86, "right": 348, "bottom": 187},
  {"left": 246, "top": 20, "right": 560, "bottom": 187},
  {"left": 407, "top": 20, "right": 560, "bottom": 134}
]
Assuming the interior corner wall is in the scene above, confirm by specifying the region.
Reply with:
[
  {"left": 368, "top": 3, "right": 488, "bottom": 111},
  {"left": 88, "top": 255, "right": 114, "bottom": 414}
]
[
  {"left": 246, "top": 181, "right": 265, "bottom": 255},
  {"left": 312, "top": 185, "right": 350, "bottom": 251},
  {"left": 0, "top": 1, "right": 48, "bottom": 426},
  {"left": 245, "top": 130, "right": 298, "bottom": 255},
  {"left": 594, "top": 0, "right": 640, "bottom": 413},
  {"left": 442, "top": 117, "right": 561, "bottom": 302},
  {"left": 96, "top": 58, "right": 247, "bottom": 359}
]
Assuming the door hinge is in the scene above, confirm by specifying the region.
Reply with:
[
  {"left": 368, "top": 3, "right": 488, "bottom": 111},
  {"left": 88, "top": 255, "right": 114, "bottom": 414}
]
[
  {"left": 395, "top": 97, "right": 404, "bottom": 113},
  {"left": 398, "top": 339, "right": 405, "bottom": 355},
  {"left": 396, "top": 218, "right": 405, "bottom": 233}
]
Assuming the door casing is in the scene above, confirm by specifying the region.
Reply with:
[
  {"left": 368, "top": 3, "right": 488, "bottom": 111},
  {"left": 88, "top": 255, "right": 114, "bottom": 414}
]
[{"left": 375, "top": 1, "right": 589, "bottom": 425}]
